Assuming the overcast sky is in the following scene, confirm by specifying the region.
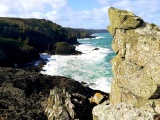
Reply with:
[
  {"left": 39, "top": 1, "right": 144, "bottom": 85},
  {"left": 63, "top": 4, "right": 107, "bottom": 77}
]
[{"left": 0, "top": 0, "right": 160, "bottom": 29}]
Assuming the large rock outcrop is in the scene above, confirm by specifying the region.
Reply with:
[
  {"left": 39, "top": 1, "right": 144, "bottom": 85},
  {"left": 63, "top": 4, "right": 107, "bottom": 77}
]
[
  {"left": 0, "top": 67, "right": 108, "bottom": 120},
  {"left": 108, "top": 7, "right": 160, "bottom": 113},
  {"left": 52, "top": 42, "right": 82, "bottom": 55}
]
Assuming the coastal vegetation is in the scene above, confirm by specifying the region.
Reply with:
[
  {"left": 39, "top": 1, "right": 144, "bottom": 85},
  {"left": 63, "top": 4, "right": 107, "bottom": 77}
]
[{"left": 0, "top": 17, "right": 107, "bottom": 67}]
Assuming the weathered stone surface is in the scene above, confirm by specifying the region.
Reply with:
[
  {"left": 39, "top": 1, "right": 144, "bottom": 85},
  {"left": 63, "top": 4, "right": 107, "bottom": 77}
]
[
  {"left": 92, "top": 102, "right": 155, "bottom": 120},
  {"left": 108, "top": 7, "right": 160, "bottom": 113},
  {"left": 44, "top": 88, "right": 95, "bottom": 120},
  {"left": 45, "top": 88, "right": 71, "bottom": 120},
  {"left": 108, "top": 7, "right": 143, "bottom": 36}
]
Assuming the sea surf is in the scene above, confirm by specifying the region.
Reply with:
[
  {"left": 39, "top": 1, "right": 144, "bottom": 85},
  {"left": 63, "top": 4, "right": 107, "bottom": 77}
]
[{"left": 40, "top": 33, "right": 115, "bottom": 93}]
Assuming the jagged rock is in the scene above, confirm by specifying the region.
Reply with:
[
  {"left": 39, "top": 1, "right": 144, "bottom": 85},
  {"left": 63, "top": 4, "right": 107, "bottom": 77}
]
[
  {"left": 45, "top": 88, "right": 104, "bottom": 120},
  {"left": 92, "top": 102, "right": 155, "bottom": 120},
  {"left": 107, "top": 7, "right": 143, "bottom": 36},
  {"left": 45, "top": 88, "right": 83, "bottom": 120},
  {"left": 0, "top": 67, "right": 107, "bottom": 120},
  {"left": 108, "top": 7, "right": 160, "bottom": 113},
  {"left": 45, "top": 88, "right": 70, "bottom": 120}
]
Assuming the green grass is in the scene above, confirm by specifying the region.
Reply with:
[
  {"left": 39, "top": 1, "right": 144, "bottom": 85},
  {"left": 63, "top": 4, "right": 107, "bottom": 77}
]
[{"left": 0, "top": 37, "right": 23, "bottom": 47}]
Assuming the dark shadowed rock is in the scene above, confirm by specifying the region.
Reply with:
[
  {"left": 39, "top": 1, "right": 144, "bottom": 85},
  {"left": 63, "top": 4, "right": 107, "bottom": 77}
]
[
  {"left": 52, "top": 42, "right": 82, "bottom": 55},
  {"left": 0, "top": 43, "right": 39, "bottom": 67},
  {"left": 0, "top": 67, "right": 109, "bottom": 120},
  {"left": 93, "top": 48, "right": 99, "bottom": 51},
  {"left": 0, "top": 49, "right": 12, "bottom": 67}
]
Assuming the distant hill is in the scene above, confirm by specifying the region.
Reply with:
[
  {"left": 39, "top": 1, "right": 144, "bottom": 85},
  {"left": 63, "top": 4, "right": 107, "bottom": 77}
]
[
  {"left": 86, "top": 29, "right": 108, "bottom": 34},
  {"left": 65, "top": 28, "right": 95, "bottom": 39},
  {"left": 65, "top": 28, "right": 108, "bottom": 38}
]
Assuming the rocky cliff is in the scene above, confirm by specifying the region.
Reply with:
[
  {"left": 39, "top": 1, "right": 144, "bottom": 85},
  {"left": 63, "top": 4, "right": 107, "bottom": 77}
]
[
  {"left": 108, "top": 7, "right": 160, "bottom": 113},
  {"left": 0, "top": 17, "right": 79, "bottom": 51},
  {"left": 0, "top": 18, "right": 85, "bottom": 66}
]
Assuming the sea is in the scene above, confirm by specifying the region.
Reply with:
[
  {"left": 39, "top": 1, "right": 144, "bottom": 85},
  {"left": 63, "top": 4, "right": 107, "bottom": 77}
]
[{"left": 40, "top": 33, "right": 115, "bottom": 93}]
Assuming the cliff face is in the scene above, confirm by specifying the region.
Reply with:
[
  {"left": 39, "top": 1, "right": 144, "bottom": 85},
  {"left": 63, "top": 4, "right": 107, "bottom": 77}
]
[
  {"left": 65, "top": 28, "right": 108, "bottom": 38},
  {"left": 0, "top": 18, "right": 85, "bottom": 66},
  {"left": 0, "top": 18, "right": 79, "bottom": 52},
  {"left": 108, "top": 7, "right": 160, "bottom": 113},
  {"left": 65, "top": 28, "right": 95, "bottom": 39}
]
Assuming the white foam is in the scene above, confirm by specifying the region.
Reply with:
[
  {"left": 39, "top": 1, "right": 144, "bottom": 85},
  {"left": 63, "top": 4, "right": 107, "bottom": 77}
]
[
  {"left": 78, "top": 36, "right": 105, "bottom": 40},
  {"left": 95, "top": 36, "right": 105, "bottom": 39},
  {"left": 40, "top": 33, "right": 113, "bottom": 93},
  {"left": 89, "top": 77, "right": 112, "bottom": 93},
  {"left": 77, "top": 38, "right": 91, "bottom": 40},
  {"left": 40, "top": 43, "right": 112, "bottom": 93}
]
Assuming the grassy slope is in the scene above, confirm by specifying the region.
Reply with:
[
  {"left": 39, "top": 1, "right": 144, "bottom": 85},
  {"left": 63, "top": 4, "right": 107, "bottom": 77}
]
[{"left": 0, "top": 17, "right": 78, "bottom": 52}]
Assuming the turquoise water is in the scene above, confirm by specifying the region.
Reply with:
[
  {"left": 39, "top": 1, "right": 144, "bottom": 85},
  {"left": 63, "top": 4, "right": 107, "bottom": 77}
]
[
  {"left": 78, "top": 33, "right": 114, "bottom": 76},
  {"left": 41, "top": 32, "right": 115, "bottom": 93}
]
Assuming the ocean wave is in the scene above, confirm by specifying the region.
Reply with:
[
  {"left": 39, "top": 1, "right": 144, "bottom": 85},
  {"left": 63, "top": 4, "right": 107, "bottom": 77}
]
[
  {"left": 40, "top": 44, "right": 112, "bottom": 93},
  {"left": 77, "top": 38, "right": 91, "bottom": 40},
  {"left": 89, "top": 77, "right": 112, "bottom": 93},
  {"left": 95, "top": 36, "right": 105, "bottom": 39},
  {"left": 40, "top": 33, "right": 113, "bottom": 93}
]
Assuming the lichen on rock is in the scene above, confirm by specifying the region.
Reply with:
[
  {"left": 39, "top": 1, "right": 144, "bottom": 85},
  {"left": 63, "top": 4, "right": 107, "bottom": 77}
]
[
  {"left": 92, "top": 102, "right": 155, "bottom": 120},
  {"left": 108, "top": 7, "right": 143, "bottom": 36},
  {"left": 108, "top": 7, "right": 160, "bottom": 113}
]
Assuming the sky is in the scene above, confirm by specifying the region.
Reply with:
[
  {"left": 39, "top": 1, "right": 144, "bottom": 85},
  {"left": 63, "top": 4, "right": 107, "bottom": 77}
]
[{"left": 0, "top": 0, "right": 160, "bottom": 29}]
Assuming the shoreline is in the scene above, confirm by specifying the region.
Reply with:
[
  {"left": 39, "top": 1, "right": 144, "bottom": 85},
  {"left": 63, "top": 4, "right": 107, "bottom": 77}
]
[{"left": 39, "top": 34, "right": 113, "bottom": 93}]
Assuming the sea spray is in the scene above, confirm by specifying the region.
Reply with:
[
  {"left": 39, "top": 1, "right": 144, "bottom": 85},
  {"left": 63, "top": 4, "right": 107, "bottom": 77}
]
[{"left": 40, "top": 33, "right": 114, "bottom": 93}]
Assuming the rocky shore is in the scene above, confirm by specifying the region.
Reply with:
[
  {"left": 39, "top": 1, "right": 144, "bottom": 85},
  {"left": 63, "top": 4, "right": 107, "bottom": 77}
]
[
  {"left": 92, "top": 7, "right": 160, "bottom": 120},
  {"left": 0, "top": 67, "right": 109, "bottom": 120}
]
